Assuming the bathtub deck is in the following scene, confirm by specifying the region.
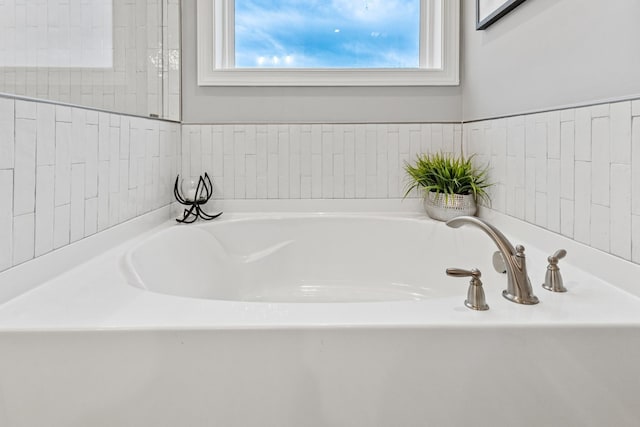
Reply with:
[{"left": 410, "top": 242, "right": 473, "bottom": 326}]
[{"left": 1, "top": 209, "right": 639, "bottom": 330}]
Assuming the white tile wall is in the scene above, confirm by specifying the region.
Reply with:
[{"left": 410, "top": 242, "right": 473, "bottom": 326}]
[
  {"left": 464, "top": 99, "right": 640, "bottom": 265},
  {"left": 0, "top": 0, "right": 180, "bottom": 121},
  {"left": 181, "top": 123, "right": 463, "bottom": 200},
  {"left": 0, "top": 1, "right": 113, "bottom": 68},
  {"left": 0, "top": 96, "right": 181, "bottom": 273}
]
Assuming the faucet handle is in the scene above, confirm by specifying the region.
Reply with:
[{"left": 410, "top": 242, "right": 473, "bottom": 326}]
[
  {"left": 446, "top": 268, "right": 489, "bottom": 311},
  {"left": 542, "top": 249, "right": 567, "bottom": 292},
  {"left": 446, "top": 267, "right": 481, "bottom": 279},
  {"left": 548, "top": 249, "right": 567, "bottom": 264}
]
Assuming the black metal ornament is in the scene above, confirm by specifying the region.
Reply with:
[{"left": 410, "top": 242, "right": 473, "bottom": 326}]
[{"left": 174, "top": 173, "right": 222, "bottom": 223}]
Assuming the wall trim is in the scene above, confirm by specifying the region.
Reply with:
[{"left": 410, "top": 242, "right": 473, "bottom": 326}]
[
  {"left": 0, "top": 92, "right": 181, "bottom": 124},
  {"left": 463, "top": 94, "right": 640, "bottom": 124}
]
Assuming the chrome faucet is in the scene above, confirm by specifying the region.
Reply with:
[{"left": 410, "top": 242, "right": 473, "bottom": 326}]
[{"left": 445, "top": 216, "right": 539, "bottom": 305}]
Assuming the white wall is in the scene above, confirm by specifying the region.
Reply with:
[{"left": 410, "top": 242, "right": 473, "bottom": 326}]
[
  {"left": 181, "top": 1, "right": 462, "bottom": 124},
  {"left": 462, "top": 0, "right": 640, "bottom": 121}
]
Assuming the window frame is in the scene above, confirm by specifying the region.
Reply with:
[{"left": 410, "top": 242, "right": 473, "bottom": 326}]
[{"left": 196, "top": 0, "right": 459, "bottom": 86}]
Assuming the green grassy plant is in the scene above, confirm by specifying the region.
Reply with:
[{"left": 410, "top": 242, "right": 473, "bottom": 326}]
[{"left": 403, "top": 152, "right": 492, "bottom": 204}]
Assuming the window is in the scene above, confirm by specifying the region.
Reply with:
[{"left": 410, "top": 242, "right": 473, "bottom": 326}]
[{"left": 197, "top": 0, "right": 459, "bottom": 86}]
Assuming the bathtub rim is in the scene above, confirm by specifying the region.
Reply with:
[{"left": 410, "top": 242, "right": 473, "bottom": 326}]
[{"left": 1, "top": 199, "right": 640, "bottom": 331}]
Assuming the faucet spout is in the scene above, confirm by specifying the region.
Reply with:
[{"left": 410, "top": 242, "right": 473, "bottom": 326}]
[{"left": 446, "top": 216, "right": 539, "bottom": 305}]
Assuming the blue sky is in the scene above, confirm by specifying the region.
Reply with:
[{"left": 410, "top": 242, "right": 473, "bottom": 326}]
[{"left": 235, "top": 0, "right": 420, "bottom": 68}]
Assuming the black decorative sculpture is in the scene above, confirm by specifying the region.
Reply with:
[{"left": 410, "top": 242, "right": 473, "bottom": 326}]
[{"left": 174, "top": 173, "right": 222, "bottom": 223}]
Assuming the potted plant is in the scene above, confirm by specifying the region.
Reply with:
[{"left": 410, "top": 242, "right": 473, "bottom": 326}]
[{"left": 403, "top": 152, "right": 491, "bottom": 221}]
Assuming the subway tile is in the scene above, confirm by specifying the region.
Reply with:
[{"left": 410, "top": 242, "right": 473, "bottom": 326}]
[
  {"left": 54, "top": 121, "right": 71, "bottom": 206},
  {"left": 507, "top": 115, "right": 525, "bottom": 128},
  {"left": 590, "top": 204, "right": 610, "bottom": 252},
  {"left": 0, "top": 170, "right": 13, "bottom": 271},
  {"left": 332, "top": 152, "right": 344, "bottom": 199},
  {"left": 86, "top": 110, "right": 99, "bottom": 126},
  {"left": 53, "top": 204, "right": 70, "bottom": 249},
  {"left": 212, "top": 129, "right": 225, "bottom": 177},
  {"left": 610, "top": 101, "right": 631, "bottom": 165},
  {"left": 560, "top": 198, "right": 574, "bottom": 239},
  {"left": 98, "top": 112, "right": 110, "bottom": 161},
  {"left": 300, "top": 176, "right": 311, "bottom": 199},
  {"left": 119, "top": 159, "right": 130, "bottom": 223},
  {"left": 412, "top": 126, "right": 422, "bottom": 159},
  {"left": 14, "top": 118, "right": 37, "bottom": 216},
  {"left": 15, "top": 100, "right": 37, "bottom": 120},
  {"left": 399, "top": 126, "right": 410, "bottom": 155},
  {"left": 365, "top": 126, "right": 377, "bottom": 177},
  {"left": 268, "top": 153, "right": 279, "bottom": 199},
  {"left": 109, "top": 128, "right": 120, "bottom": 193},
  {"left": 344, "top": 129, "right": 355, "bottom": 176},
  {"left": 574, "top": 161, "right": 592, "bottom": 245},
  {"left": 547, "top": 111, "right": 561, "bottom": 159},
  {"left": 454, "top": 126, "right": 463, "bottom": 156},
  {"left": 506, "top": 124, "right": 524, "bottom": 158},
  {"left": 97, "top": 160, "right": 110, "bottom": 232},
  {"left": 524, "top": 115, "right": 536, "bottom": 158},
  {"left": 546, "top": 159, "right": 561, "bottom": 233},
  {"left": 534, "top": 122, "right": 548, "bottom": 193},
  {"left": 223, "top": 154, "right": 234, "bottom": 199},
  {"left": 277, "top": 129, "right": 289, "bottom": 179},
  {"left": 633, "top": 117, "right": 640, "bottom": 215},
  {"left": 610, "top": 164, "right": 632, "bottom": 259},
  {"left": 289, "top": 154, "right": 301, "bottom": 199},
  {"left": 376, "top": 154, "right": 388, "bottom": 199},
  {"left": 34, "top": 165, "right": 55, "bottom": 257},
  {"left": 0, "top": 98, "right": 15, "bottom": 170},
  {"left": 55, "top": 106, "right": 71, "bottom": 123},
  {"left": 492, "top": 183, "right": 506, "bottom": 214},
  {"left": 120, "top": 117, "right": 130, "bottom": 160},
  {"left": 535, "top": 192, "right": 547, "bottom": 229},
  {"left": 591, "top": 103, "right": 610, "bottom": 118},
  {"left": 574, "top": 107, "right": 592, "bottom": 161},
  {"left": 365, "top": 175, "right": 377, "bottom": 199},
  {"left": 245, "top": 125, "right": 257, "bottom": 155},
  {"left": 420, "top": 124, "right": 431, "bottom": 154},
  {"left": 488, "top": 126, "right": 507, "bottom": 157},
  {"left": 560, "top": 108, "right": 575, "bottom": 122},
  {"left": 321, "top": 174, "right": 332, "bottom": 199},
  {"left": 36, "top": 103, "right": 55, "bottom": 166},
  {"left": 559, "top": 121, "right": 575, "bottom": 201},
  {"left": 591, "top": 117, "right": 610, "bottom": 206},
  {"left": 70, "top": 108, "right": 86, "bottom": 163},
  {"left": 70, "top": 164, "right": 86, "bottom": 243},
  {"left": 311, "top": 154, "right": 321, "bottom": 198},
  {"left": 514, "top": 187, "right": 525, "bottom": 220},
  {"left": 85, "top": 124, "right": 99, "bottom": 198},
  {"left": 524, "top": 158, "right": 535, "bottom": 223},
  {"left": 633, "top": 215, "right": 640, "bottom": 264},
  {"left": 109, "top": 192, "right": 120, "bottom": 228},
  {"left": 13, "top": 213, "right": 34, "bottom": 265},
  {"left": 344, "top": 175, "right": 356, "bottom": 199}
]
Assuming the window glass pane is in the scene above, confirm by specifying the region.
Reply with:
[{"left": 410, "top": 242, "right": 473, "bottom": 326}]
[{"left": 235, "top": 0, "right": 420, "bottom": 69}]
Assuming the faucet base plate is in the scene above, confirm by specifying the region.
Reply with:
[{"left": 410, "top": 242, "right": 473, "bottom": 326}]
[{"left": 502, "top": 290, "right": 540, "bottom": 305}]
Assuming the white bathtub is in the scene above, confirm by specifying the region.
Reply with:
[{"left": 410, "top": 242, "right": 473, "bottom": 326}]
[
  {"left": 0, "top": 201, "right": 639, "bottom": 427},
  {"left": 124, "top": 215, "right": 468, "bottom": 303}
]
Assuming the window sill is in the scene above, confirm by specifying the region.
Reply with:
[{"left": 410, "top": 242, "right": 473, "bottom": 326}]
[{"left": 196, "top": 68, "right": 459, "bottom": 87}]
